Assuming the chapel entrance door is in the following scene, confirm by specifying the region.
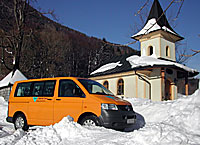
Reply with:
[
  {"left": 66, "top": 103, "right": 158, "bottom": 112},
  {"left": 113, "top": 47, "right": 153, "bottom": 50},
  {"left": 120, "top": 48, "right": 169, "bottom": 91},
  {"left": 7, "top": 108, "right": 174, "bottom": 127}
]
[{"left": 164, "top": 79, "right": 172, "bottom": 100}]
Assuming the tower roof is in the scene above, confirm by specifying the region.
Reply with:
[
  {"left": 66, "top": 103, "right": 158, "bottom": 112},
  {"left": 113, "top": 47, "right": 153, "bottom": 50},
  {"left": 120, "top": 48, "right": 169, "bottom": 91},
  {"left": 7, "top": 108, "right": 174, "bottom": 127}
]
[{"left": 132, "top": 0, "right": 183, "bottom": 41}]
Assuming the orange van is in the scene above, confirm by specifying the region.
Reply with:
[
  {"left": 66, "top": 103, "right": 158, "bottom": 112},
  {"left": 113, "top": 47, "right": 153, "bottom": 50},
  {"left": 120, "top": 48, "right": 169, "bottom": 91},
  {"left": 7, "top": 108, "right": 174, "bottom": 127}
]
[{"left": 7, "top": 77, "right": 136, "bottom": 130}]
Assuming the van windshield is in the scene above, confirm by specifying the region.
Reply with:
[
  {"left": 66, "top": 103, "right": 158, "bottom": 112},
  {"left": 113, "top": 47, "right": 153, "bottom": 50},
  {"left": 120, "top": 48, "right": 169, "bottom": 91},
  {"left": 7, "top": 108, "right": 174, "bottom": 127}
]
[{"left": 78, "top": 79, "right": 113, "bottom": 96}]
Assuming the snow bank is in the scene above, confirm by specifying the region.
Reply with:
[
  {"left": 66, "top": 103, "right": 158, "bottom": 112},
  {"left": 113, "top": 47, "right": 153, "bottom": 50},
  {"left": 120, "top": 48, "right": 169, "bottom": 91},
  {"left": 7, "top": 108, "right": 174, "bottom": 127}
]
[
  {"left": 11, "top": 117, "right": 121, "bottom": 145},
  {"left": 127, "top": 89, "right": 200, "bottom": 144},
  {"left": 0, "top": 96, "right": 7, "bottom": 105},
  {"left": 0, "top": 97, "right": 8, "bottom": 125},
  {"left": 1, "top": 91, "right": 200, "bottom": 144}
]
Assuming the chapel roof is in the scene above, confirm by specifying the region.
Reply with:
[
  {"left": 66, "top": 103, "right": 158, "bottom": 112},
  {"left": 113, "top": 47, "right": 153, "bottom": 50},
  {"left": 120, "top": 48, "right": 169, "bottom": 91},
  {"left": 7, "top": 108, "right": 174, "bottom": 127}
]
[
  {"left": 132, "top": 0, "right": 183, "bottom": 41},
  {"left": 90, "top": 54, "right": 198, "bottom": 78}
]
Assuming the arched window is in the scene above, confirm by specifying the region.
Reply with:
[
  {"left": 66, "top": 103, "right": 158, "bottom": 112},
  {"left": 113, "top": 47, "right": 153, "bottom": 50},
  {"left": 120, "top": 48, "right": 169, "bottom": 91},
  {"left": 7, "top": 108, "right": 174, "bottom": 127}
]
[
  {"left": 166, "top": 46, "right": 170, "bottom": 57},
  {"left": 103, "top": 81, "right": 109, "bottom": 89},
  {"left": 148, "top": 46, "right": 153, "bottom": 56},
  {"left": 117, "top": 79, "right": 124, "bottom": 95}
]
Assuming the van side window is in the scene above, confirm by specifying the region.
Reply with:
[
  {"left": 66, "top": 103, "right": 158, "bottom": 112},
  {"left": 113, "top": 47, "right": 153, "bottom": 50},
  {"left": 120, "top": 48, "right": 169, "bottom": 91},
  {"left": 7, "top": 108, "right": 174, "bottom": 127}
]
[
  {"left": 32, "top": 82, "right": 44, "bottom": 96},
  {"left": 32, "top": 81, "right": 56, "bottom": 97},
  {"left": 15, "top": 82, "right": 32, "bottom": 97},
  {"left": 59, "top": 80, "right": 85, "bottom": 97},
  {"left": 43, "top": 81, "right": 56, "bottom": 96}
]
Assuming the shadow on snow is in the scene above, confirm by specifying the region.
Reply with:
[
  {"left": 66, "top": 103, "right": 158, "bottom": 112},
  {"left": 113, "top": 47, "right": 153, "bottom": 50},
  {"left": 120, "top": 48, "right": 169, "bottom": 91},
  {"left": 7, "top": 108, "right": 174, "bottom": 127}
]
[{"left": 124, "top": 112, "right": 146, "bottom": 132}]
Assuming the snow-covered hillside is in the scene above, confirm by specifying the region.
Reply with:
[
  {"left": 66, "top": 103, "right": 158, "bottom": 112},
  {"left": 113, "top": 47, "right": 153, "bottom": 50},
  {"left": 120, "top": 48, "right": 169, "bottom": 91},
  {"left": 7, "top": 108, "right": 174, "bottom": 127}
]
[{"left": 0, "top": 90, "right": 200, "bottom": 145}]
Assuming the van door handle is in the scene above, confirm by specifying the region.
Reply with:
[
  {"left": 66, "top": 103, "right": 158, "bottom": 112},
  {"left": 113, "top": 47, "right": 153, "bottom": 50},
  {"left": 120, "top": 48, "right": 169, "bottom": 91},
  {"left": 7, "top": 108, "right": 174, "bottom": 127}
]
[
  {"left": 47, "top": 99, "right": 52, "bottom": 100},
  {"left": 56, "top": 99, "right": 61, "bottom": 101}
]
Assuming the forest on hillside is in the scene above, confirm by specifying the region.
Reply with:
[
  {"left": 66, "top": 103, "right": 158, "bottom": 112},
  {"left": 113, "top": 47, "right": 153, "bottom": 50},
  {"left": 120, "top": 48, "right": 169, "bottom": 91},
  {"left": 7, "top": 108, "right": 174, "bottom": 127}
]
[{"left": 0, "top": 0, "right": 139, "bottom": 79}]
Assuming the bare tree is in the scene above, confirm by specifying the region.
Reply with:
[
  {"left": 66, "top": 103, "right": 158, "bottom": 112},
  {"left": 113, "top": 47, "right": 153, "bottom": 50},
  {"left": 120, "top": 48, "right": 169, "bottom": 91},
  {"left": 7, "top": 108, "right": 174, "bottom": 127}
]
[
  {"left": 182, "top": 34, "right": 200, "bottom": 57},
  {"left": 175, "top": 41, "right": 190, "bottom": 63},
  {"left": 0, "top": 0, "right": 35, "bottom": 73},
  {"left": 0, "top": 0, "right": 56, "bottom": 75}
]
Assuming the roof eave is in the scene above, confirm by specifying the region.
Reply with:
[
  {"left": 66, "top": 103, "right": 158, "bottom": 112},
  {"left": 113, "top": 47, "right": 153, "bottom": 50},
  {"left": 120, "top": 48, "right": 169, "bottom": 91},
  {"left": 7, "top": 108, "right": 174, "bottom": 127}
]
[
  {"left": 131, "top": 29, "right": 184, "bottom": 42},
  {"left": 90, "top": 64, "right": 199, "bottom": 78}
]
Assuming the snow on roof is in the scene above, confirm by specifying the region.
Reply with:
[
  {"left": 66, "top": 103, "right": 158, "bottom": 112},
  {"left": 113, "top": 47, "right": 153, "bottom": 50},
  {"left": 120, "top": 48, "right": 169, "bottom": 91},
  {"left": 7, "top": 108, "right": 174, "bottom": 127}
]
[
  {"left": 132, "top": 0, "right": 183, "bottom": 40},
  {"left": 0, "top": 69, "right": 27, "bottom": 88},
  {"left": 126, "top": 55, "right": 197, "bottom": 73},
  {"left": 132, "top": 18, "right": 176, "bottom": 38},
  {"left": 90, "top": 61, "right": 122, "bottom": 75},
  {"left": 91, "top": 55, "right": 198, "bottom": 75}
]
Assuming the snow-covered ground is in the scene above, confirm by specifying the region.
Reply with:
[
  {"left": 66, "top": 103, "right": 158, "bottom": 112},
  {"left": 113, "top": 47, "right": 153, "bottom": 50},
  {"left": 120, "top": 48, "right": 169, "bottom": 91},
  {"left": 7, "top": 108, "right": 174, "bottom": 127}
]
[{"left": 1, "top": 90, "right": 200, "bottom": 145}]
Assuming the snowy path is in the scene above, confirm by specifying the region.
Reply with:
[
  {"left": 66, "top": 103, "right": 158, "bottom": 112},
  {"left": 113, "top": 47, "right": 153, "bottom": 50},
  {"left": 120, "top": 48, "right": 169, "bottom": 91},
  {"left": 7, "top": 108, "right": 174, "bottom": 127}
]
[{"left": 1, "top": 90, "right": 200, "bottom": 145}]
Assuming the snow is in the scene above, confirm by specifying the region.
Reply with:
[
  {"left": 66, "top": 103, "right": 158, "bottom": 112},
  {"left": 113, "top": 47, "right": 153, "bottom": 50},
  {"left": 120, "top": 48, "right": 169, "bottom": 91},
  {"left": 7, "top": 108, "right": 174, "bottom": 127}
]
[
  {"left": 0, "top": 70, "right": 27, "bottom": 88},
  {"left": 1, "top": 90, "right": 200, "bottom": 145},
  {"left": 91, "top": 55, "right": 197, "bottom": 75},
  {"left": 90, "top": 61, "right": 122, "bottom": 75},
  {"left": 132, "top": 18, "right": 176, "bottom": 38},
  {"left": 162, "top": 26, "right": 175, "bottom": 34},
  {"left": 0, "top": 97, "right": 8, "bottom": 125},
  {"left": 126, "top": 55, "right": 197, "bottom": 73}
]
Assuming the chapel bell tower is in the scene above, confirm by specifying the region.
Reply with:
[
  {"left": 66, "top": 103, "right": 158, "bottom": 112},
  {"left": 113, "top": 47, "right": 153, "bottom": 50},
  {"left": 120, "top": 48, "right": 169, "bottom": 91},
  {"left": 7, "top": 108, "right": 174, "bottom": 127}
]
[{"left": 132, "top": 0, "right": 183, "bottom": 62}]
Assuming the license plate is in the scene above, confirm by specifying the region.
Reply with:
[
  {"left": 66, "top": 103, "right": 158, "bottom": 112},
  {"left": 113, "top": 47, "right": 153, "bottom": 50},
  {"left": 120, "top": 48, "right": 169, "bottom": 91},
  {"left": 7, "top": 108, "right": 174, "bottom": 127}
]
[{"left": 127, "top": 119, "right": 135, "bottom": 124}]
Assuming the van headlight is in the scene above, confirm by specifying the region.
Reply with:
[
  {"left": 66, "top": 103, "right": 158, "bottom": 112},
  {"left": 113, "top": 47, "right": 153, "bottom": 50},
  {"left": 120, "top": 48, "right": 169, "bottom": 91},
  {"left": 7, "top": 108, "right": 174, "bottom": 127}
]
[{"left": 101, "top": 103, "right": 118, "bottom": 110}]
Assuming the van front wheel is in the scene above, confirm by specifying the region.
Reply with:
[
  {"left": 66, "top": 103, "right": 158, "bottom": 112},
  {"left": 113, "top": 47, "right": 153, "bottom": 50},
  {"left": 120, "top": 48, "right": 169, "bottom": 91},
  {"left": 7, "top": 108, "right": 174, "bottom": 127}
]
[
  {"left": 80, "top": 115, "right": 100, "bottom": 127},
  {"left": 14, "top": 114, "right": 29, "bottom": 131}
]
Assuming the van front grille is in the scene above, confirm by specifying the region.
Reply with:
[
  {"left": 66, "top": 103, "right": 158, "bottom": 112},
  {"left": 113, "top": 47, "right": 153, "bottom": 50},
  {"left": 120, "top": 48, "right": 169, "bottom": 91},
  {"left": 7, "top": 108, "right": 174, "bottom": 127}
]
[{"left": 117, "top": 105, "right": 133, "bottom": 111}]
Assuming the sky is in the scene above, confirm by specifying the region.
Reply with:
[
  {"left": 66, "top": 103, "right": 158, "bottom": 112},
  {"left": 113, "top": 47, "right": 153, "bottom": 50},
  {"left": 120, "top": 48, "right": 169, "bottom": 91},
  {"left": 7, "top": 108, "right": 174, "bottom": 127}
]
[{"left": 35, "top": 0, "right": 200, "bottom": 77}]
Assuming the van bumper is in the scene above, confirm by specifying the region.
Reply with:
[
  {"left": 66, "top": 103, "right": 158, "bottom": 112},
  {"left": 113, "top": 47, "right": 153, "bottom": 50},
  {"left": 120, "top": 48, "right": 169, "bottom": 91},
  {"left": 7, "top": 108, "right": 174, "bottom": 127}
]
[
  {"left": 6, "top": 117, "right": 13, "bottom": 123},
  {"left": 99, "top": 109, "right": 136, "bottom": 130}
]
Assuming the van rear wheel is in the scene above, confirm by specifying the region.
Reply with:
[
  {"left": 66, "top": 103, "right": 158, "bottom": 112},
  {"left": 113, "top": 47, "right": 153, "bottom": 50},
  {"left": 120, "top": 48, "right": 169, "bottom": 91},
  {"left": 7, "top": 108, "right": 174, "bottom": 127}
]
[
  {"left": 80, "top": 115, "right": 100, "bottom": 127},
  {"left": 14, "top": 114, "right": 29, "bottom": 131}
]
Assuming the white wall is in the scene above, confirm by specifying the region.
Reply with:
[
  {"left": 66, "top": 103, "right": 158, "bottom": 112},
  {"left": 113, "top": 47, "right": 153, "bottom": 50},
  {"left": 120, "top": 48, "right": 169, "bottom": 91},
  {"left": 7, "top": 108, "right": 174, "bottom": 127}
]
[
  {"left": 141, "top": 37, "right": 160, "bottom": 58},
  {"left": 140, "top": 36, "right": 175, "bottom": 61},
  {"left": 199, "top": 79, "right": 200, "bottom": 89},
  {"left": 160, "top": 38, "right": 175, "bottom": 61},
  {"left": 91, "top": 67, "right": 179, "bottom": 102},
  {"left": 92, "top": 72, "right": 160, "bottom": 100},
  {"left": 124, "top": 76, "right": 136, "bottom": 98},
  {"left": 96, "top": 75, "right": 137, "bottom": 98},
  {"left": 151, "top": 78, "right": 162, "bottom": 101}
]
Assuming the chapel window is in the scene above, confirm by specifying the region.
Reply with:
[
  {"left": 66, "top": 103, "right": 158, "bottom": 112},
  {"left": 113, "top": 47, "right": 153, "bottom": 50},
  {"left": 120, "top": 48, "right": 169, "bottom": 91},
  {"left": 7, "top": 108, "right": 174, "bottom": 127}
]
[
  {"left": 103, "top": 81, "right": 109, "bottom": 89},
  {"left": 148, "top": 46, "right": 153, "bottom": 56},
  {"left": 117, "top": 79, "right": 124, "bottom": 95},
  {"left": 166, "top": 46, "right": 170, "bottom": 57}
]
